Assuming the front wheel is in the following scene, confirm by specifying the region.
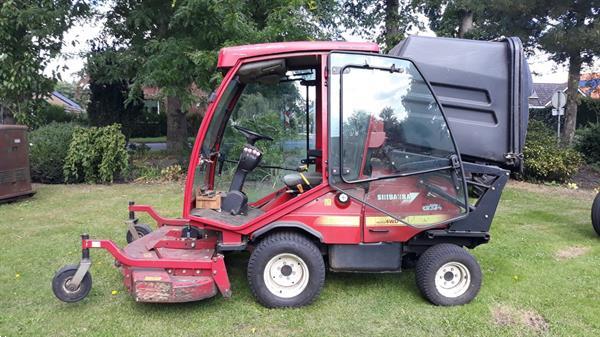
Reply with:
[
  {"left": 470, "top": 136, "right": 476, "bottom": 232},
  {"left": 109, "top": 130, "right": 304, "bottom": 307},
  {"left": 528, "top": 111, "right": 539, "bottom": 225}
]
[
  {"left": 415, "top": 244, "right": 482, "bottom": 306},
  {"left": 592, "top": 192, "right": 600, "bottom": 236},
  {"left": 247, "top": 232, "right": 325, "bottom": 308},
  {"left": 126, "top": 223, "right": 153, "bottom": 243},
  {"left": 52, "top": 264, "right": 92, "bottom": 303}
]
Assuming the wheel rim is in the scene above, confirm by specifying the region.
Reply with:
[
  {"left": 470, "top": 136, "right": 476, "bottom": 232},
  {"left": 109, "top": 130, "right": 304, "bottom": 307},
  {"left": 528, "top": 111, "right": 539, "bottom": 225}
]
[
  {"left": 434, "top": 261, "right": 471, "bottom": 298},
  {"left": 263, "top": 253, "right": 309, "bottom": 298},
  {"left": 63, "top": 276, "right": 81, "bottom": 293}
]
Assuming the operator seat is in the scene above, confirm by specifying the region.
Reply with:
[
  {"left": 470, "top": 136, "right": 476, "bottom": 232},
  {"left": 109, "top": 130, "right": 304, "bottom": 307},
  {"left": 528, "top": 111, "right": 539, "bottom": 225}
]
[
  {"left": 221, "top": 125, "right": 272, "bottom": 215},
  {"left": 283, "top": 172, "right": 322, "bottom": 193}
]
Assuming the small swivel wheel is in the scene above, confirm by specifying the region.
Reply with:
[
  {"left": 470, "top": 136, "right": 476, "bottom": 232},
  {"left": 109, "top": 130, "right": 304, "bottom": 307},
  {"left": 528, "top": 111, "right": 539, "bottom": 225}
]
[
  {"left": 52, "top": 265, "right": 92, "bottom": 303},
  {"left": 126, "top": 223, "right": 153, "bottom": 243}
]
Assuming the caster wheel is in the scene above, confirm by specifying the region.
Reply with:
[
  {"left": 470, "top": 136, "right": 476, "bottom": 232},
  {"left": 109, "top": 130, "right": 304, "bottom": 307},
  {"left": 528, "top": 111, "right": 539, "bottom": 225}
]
[
  {"left": 126, "top": 223, "right": 152, "bottom": 243},
  {"left": 52, "top": 264, "right": 92, "bottom": 303}
]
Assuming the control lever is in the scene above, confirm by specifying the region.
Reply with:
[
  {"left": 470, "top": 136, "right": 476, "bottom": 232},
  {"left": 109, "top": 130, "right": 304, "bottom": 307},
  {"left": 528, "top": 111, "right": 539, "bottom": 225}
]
[{"left": 218, "top": 152, "right": 226, "bottom": 176}]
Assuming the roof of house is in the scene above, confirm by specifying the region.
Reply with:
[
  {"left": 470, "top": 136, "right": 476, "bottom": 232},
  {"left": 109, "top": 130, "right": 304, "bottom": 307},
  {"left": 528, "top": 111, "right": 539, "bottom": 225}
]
[
  {"left": 51, "top": 91, "right": 83, "bottom": 112},
  {"left": 580, "top": 73, "right": 600, "bottom": 99},
  {"left": 529, "top": 73, "right": 600, "bottom": 108},
  {"left": 529, "top": 82, "right": 567, "bottom": 108},
  {"left": 217, "top": 41, "right": 380, "bottom": 69}
]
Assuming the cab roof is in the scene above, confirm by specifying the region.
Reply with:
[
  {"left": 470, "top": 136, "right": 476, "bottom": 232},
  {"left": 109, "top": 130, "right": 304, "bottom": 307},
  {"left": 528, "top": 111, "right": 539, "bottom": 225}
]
[{"left": 217, "top": 41, "right": 380, "bottom": 70}]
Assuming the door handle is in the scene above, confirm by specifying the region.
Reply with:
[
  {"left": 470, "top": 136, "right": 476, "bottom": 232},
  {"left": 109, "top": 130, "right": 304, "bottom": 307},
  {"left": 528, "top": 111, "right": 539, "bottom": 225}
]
[{"left": 368, "top": 228, "right": 389, "bottom": 233}]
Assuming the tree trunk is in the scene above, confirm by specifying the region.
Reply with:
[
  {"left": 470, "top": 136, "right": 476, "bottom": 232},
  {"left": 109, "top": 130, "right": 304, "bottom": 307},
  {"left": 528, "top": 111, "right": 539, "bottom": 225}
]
[
  {"left": 165, "top": 96, "right": 188, "bottom": 158},
  {"left": 458, "top": 10, "right": 473, "bottom": 38},
  {"left": 562, "top": 52, "right": 582, "bottom": 145},
  {"left": 384, "top": 0, "right": 400, "bottom": 51}
]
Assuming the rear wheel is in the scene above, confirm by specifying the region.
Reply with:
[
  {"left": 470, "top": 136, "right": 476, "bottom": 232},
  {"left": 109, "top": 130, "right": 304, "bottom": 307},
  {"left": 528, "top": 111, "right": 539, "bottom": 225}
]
[
  {"left": 415, "top": 244, "right": 482, "bottom": 306},
  {"left": 126, "top": 223, "right": 152, "bottom": 243},
  {"left": 52, "top": 264, "right": 92, "bottom": 303},
  {"left": 247, "top": 232, "right": 325, "bottom": 308},
  {"left": 592, "top": 192, "right": 600, "bottom": 236}
]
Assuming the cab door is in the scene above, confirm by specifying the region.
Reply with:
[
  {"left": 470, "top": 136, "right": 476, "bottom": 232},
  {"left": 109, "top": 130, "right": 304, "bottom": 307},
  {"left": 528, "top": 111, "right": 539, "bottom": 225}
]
[{"left": 327, "top": 52, "right": 469, "bottom": 243}]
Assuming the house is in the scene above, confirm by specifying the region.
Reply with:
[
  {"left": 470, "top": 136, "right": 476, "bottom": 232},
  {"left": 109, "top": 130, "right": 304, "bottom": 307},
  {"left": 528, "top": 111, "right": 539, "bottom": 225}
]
[
  {"left": 529, "top": 83, "right": 569, "bottom": 109},
  {"left": 529, "top": 73, "right": 600, "bottom": 109},
  {"left": 47, "top": 91, "right": 83, "bottom": 114},
  {"left": 580, "top": 73, "right": 600, "bottom": 99}
]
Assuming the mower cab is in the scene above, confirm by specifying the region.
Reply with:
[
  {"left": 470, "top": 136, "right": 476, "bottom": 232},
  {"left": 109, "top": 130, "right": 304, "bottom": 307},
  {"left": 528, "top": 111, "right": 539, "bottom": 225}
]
[{"left": 53, "top": 39, "right": 530, "bottom": 308}]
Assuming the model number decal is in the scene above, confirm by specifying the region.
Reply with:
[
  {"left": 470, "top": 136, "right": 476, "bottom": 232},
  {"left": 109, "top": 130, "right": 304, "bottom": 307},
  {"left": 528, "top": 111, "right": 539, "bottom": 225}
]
[{"left": 422, "top": 203, "right": 443, "bottom": 211}]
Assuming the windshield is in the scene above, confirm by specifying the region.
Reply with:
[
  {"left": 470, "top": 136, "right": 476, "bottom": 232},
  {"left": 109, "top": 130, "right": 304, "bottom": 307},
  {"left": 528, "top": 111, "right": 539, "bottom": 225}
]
[
  {"left": 194, "top": 67, "right": 316, "bottom": 202},
  {"left": 201, "top": 78, "right": 240, "bottom": 157}
]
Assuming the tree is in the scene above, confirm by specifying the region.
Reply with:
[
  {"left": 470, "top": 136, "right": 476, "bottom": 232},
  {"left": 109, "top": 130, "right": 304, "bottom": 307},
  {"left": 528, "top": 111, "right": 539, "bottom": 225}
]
[
  {"left": 98, "top": 0, "right": 341, "bottom": 158},
  {"left": 417, "top": 1, "right": 545, "bottom": 44},
  {"left": 343, "top": 0, "right": 419, "bottom": 51},
  {"left": 417, "top": 0, "right": 600, "bottom": 145},
  {"left": 0, "top": 0, "right": 90, "bottom": 125},
  {"left": 417, "top": 0, "right": 484, "bottom": 38},
  {"left": 538, "top": 1, "right": 600, "bottom": 144},
  {"left": 86, "top": 47, "right": 144, "bottom": 141}
]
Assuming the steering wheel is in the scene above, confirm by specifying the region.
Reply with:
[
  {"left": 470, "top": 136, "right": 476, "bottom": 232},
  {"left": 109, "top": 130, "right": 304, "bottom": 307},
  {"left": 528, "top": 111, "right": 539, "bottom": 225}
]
[{"left": 234, "top": 125, "right": 274, "bottom": 145}]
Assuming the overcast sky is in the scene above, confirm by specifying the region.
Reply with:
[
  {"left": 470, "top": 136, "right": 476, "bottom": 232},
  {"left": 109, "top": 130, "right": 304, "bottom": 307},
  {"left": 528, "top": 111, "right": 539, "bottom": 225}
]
[{"left": 45, "top": 15, "right": 571, "bottom": 84}]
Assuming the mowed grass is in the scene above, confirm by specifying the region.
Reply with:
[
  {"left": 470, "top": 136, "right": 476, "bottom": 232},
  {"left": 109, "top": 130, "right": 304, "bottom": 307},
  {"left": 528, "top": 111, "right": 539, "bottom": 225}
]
[{"left": 0, "top": 182, "right": 599, "bottom": 337}]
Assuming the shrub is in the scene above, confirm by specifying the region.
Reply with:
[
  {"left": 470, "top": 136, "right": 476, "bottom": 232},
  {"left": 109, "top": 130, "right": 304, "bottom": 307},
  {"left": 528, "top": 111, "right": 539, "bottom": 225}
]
[
  {"left": 160, "top": 164, "right": 183, "bottom": 181},
  {"left": 523, "top": 120, "right": 583, "bottom": 182},
  {"left": 575, "top": 123, "right": 600, "bottom": 164},
  {"left": 577, "top": 97, "right": 600, "bottom": 127},
  {"left": 131, "top": 165, "right": 162, "bottom": 183},
  {"left": 29, "top": 122, "right": 76, "bottom": 183},
  {"left": 37, "top": 103, "right": 74, "bottom": 125},
  {"left": 63, "top": 124, "right": 129, "bottom": 184}
]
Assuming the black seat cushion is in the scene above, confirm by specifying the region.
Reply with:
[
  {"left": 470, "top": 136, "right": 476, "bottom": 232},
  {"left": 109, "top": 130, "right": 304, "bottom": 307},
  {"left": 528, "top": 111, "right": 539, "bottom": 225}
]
[{"left": 283, "top": 172, "right": 322, "bottom": 191}]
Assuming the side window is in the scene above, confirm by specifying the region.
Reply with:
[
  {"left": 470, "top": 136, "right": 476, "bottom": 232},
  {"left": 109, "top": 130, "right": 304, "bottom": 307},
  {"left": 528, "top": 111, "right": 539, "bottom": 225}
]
[{"left": 329, "top": 53, "right": 467, "bottom": 227}]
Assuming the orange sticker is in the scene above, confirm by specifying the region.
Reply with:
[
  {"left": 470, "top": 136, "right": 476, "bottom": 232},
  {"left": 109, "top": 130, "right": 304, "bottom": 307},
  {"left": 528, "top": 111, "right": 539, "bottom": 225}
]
[{"left": 315, "top": 216, "right": 359, "bottom": 227}]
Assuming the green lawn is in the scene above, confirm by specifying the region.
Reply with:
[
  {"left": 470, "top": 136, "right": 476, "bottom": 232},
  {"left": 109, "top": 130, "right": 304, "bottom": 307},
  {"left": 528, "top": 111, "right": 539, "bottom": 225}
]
[
  {"left": 130, "top": 136, "right": 167, "bottom": 143},
  {"left": 1, "top": 182, "right": 598, "bottom": 336}
]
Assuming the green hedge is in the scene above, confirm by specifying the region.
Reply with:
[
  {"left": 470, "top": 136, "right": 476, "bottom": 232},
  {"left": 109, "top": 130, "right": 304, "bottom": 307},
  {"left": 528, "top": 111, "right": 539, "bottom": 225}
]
[
  {"left": 64, "top": 124, "right": 129, "bottom": 184},
  {"left": 523, "top": 120, "right": 583, "bottom": 182},
  {"left": 29, "top": 122, "right": 76, "bottom": 183},
  {"left": 575, "top": 122, "right": 600, "bottom": 164}
]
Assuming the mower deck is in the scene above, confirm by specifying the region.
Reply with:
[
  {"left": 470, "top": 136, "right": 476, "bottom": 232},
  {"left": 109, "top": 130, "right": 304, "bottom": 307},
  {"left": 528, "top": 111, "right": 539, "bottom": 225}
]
[
  {"left": 120, "top": 226, "right": 220, "bottom": 302},
  {"left": 123, "top": 226, "right": 215, "bottom": 260},
  {"left": 61, "top": 224, "right": 230, "bottom": 303}
]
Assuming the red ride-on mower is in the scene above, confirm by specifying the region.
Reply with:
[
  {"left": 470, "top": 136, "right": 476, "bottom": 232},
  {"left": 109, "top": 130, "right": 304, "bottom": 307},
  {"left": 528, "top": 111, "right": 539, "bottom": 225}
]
[{"left": 53, "top": 37, "right": 531, "bottom": 307}]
